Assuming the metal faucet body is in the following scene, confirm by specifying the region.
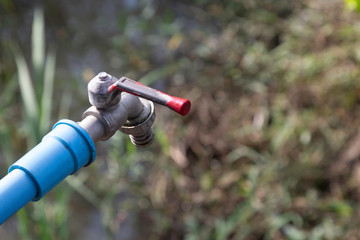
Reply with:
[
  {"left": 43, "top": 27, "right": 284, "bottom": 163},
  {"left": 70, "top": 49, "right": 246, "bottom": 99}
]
[{"left": 81, "top": 72, "right": 156, "bottom": 147}]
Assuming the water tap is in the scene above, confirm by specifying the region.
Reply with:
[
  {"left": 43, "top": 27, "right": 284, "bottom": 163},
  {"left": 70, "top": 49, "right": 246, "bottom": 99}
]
[{"left": 80, "top": 72, "right": 191, "bottom": 147}]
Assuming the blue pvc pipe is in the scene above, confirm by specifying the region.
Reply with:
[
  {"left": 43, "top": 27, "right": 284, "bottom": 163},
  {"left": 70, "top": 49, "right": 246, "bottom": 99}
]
[{"left": 0, "top": 120, "right": 96, "bottom": 224}]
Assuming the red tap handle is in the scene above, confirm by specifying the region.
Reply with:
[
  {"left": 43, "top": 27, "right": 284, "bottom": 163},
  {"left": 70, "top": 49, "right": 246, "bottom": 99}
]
[{"left": 108, "top": 77, "right": 191, "bottom": 116}]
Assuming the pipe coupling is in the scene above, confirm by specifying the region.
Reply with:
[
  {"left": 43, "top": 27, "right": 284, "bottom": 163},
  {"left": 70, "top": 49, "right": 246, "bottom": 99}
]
[{"left": 82, "top": 103, "right": 127, "bottom": 141}]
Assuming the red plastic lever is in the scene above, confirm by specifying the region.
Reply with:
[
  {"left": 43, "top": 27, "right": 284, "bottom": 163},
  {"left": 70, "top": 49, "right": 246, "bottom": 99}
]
[
  {"left": 108, "top": 77, "right": 191, "bottom": 116},
  {"left": 165, "top": 95, "right": 191, "bottom": 116}
]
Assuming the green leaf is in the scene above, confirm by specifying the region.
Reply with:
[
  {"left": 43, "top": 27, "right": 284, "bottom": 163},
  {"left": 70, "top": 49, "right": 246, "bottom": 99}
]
[
  {"left": 17, "top": 208, "right": 31, "bottom": 240},
  {"left": 214, "top": 168, "right": 259, "bottom": 240},
  {"left": 282, "top": 225, "right": 306, "bottom": 240},
  {"left": 66, "top": 174, "right": 101, "bottom": 207},
  {"left": 155, "top": 127, "right": 170, "bottom": 155},
  {"left": 327, "top": 200, "right": 353, "bottom": 217},
  {"left": 345, "top": 0, "right": 360, "bottom": 12}
]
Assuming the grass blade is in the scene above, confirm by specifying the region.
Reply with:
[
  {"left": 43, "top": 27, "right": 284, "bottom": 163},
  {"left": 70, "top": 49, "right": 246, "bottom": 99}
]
[
  {"left": 40, "top": 47, "right": 56, "bottom": 134},
  {"left": 13, "top": 45, "right": 40, "bottom": 145},
  {"left": 0, "top": 77, "right": 18, "bottom": 165},
  {"left": 57, "top": 91, "right": 72, "bottom": 120},
  {"left": 32, "top": 6, "right": 45, "bottom": 97},
  {"left": 138, "top": 61, "right": 180, "bottom": 85},
  {"left": 0, "top": 126, "right": 14, "bottom": 166},
  {"left": 17, "top": 208, "right": 31, "bottom": 240},
  {"left": 66, "top": 174, "right": 101, "bottom": 207}
]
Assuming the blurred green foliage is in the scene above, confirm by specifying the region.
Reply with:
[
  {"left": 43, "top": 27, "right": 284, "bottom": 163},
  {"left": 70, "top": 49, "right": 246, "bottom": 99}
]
[
  {"left": 2, "top": 0, "right": 360, "bottom": 239},
  {"left": 9, "top": 7, "right": 70, "bottom": 240},
  {"left": 345, "top": 0, "right": 360, "bottom": 11}
]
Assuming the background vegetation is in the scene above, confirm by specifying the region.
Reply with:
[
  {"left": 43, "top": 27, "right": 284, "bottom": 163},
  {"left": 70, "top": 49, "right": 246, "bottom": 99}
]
[{"left": 1, "top": 0, "right": 360, "bottom": 239}]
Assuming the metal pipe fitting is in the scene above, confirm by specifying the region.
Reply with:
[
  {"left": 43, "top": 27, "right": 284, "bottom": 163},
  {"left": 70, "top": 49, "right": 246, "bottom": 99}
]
[
  {"left": 120, "top": 98, "right": 156, "bottom": 147},
  {"left": 81, "top": 104, "right": 127, "bottom": 141},
  {"left": 81, "top": 91, "right": 155, "bottom": 143}
]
